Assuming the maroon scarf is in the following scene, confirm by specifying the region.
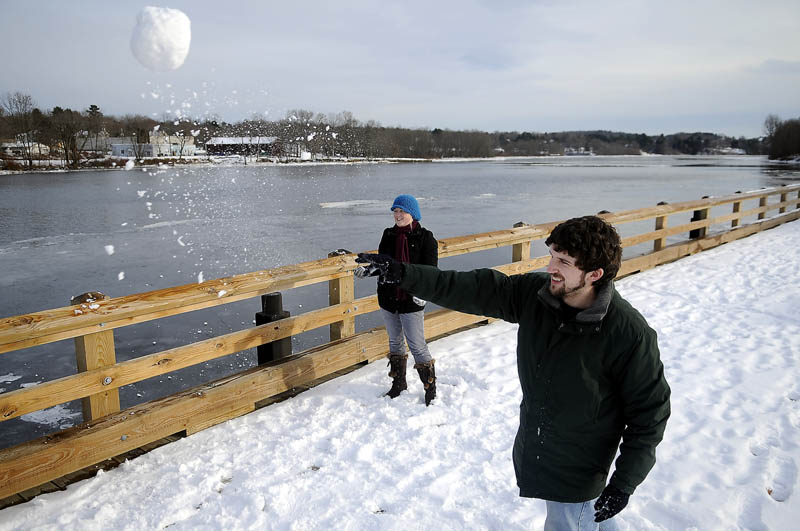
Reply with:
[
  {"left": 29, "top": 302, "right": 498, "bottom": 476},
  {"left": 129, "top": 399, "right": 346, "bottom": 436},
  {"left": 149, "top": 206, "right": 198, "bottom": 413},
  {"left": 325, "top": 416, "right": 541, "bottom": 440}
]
[{"left": 394, "top": 221, "right": 419, "bottom": 301}]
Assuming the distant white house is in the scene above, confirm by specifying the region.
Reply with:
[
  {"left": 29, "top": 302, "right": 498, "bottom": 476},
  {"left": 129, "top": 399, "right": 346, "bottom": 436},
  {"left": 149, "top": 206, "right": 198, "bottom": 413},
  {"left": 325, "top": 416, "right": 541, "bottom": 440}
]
[
  {"left": 1, "top": 141, "right": 50, "bottom": 158},
  {"left": 205, "top": 136, "right": 278, "bottom": 156},
  {"left": 110, "top": 131, "right": 196, "bottom": 158}
]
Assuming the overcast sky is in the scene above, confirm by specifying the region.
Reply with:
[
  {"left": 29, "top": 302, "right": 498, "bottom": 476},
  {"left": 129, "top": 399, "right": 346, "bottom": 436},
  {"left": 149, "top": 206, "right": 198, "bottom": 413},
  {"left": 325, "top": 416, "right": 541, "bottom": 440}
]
[{"left": 3, "top": 0, "right": 800, "bottom": 137}]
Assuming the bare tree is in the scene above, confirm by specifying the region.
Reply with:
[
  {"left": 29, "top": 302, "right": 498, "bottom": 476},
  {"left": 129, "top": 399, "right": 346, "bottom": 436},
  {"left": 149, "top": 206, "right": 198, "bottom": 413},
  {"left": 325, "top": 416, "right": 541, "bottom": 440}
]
[
  {"left": 1, "top": 91, "right": 37, "bottom": 168},
  {"left": 763, "top": 114, "right": 782, "bottom": 152},
  {"left": 763, "top": 114, "right": 782, "bottom": 139},
  {"left": 51, "top": 107, "right": 85, "bottom": 168}
]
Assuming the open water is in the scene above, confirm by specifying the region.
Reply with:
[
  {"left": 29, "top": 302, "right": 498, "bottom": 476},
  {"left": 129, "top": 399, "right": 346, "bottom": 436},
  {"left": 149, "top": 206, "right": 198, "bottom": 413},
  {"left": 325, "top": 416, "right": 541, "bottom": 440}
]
[{"left": 1, "top": 155, "right": 798, "bottom": 448}]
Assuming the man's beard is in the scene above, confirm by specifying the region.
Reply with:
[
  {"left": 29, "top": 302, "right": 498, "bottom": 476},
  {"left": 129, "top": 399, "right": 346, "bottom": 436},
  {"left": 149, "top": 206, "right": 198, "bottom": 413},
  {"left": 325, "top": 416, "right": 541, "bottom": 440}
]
[{"left": 549, "top": 272, "right": 587, "bottom": 300}]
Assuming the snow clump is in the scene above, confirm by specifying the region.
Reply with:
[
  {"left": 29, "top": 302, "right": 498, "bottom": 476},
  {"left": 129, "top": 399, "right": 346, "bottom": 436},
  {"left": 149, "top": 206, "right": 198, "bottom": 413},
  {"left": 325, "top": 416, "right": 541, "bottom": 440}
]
[{"left": 130, "top": 6, "right": 191, "bottom": 72}]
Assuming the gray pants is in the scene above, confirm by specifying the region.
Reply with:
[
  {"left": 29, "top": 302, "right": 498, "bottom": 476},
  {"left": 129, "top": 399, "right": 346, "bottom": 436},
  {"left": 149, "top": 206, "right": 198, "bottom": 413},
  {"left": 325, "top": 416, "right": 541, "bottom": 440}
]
[
  {"left": 380, "top": 309, "right": 432, "bottom": 364},
  {"left": 543, "top": 499, "right": 620, "bottom": 531}
]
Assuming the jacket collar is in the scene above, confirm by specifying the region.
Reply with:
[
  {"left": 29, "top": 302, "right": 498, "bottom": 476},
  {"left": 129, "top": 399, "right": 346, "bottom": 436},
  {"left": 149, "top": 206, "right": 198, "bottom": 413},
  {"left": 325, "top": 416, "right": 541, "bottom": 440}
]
[{"left": 537, "top": 278, "right": 615, "bottom": 324}]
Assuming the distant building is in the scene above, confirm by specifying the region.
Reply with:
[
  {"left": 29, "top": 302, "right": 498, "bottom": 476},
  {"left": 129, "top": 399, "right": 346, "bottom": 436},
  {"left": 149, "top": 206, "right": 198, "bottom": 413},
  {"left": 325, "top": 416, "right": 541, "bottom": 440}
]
[
  {"left": 75, "top": 130, "right": 111, "bottom": 154},
  {"left": 110, "top": 131, "right": 196, "bottom": 158},
  {"left": 205, "top": 136, "right": 279, "bottom": 156},
  {"left": 1, "top": 141, "right": 49, "bottom": 158}
]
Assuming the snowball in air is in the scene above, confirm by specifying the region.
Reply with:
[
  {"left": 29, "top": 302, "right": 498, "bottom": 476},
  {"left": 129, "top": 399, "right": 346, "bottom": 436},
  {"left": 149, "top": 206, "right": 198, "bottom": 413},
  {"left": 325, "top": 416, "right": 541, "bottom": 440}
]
[
  {"left": 104, "top": 245, "right": 115, "bottom": 255},
  {"left": 125, "top": 160, "right": 135, "bottom": 171},
  {"left": 131, "top": 6, "right": 191, "bottom": 72}
]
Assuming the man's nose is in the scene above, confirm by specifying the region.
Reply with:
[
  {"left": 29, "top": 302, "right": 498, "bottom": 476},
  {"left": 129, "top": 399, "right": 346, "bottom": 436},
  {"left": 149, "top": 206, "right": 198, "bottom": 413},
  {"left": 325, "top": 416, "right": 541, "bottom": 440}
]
[{"left": 546, "top": 258, "right": 556, "bottom": 273}]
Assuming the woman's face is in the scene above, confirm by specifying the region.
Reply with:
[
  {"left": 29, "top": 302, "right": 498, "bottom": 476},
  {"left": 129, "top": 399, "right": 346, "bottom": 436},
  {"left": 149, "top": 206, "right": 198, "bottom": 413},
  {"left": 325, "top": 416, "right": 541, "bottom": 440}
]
[{"left": 393, "top": 208, "right": 413, "bottom": 227}]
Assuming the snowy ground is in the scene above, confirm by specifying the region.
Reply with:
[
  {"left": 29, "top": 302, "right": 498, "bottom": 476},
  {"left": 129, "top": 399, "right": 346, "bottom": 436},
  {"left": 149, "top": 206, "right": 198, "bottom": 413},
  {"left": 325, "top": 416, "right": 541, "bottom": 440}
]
[{"left": 2, "top": 220, "right": 799, "bottom": 530}]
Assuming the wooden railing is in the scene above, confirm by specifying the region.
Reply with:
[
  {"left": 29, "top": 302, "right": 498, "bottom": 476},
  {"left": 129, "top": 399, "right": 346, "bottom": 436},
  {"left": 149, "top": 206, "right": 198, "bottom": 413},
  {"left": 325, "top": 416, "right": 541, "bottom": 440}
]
[{"left": 1, "top": 184, "right": 799, "bottom": 499}]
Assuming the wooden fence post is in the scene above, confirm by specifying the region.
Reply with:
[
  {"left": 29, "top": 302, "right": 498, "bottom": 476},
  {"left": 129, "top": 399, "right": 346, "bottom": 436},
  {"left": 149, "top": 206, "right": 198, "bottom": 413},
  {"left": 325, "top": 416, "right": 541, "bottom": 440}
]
[
  {"left": 731, "top": 191, "right": 742, "bottom": 228},
  {"left": 511, "top": 221, "right": 530, "bottom": 263},
  {"left": 689, "top": 197, "right": 709, "bottom": 239},
  {"left": 654, "top": 202, "right": 668, "bottom": 252},
  {"left": 328, "top": 251, "right": 355, "bottom": 341},
  {"left": 758, "top": 192, "right": 767, "bottom": 220},
  {"left": 779, "top": 188, "right": 788, "bottom": 214},
  {"left": 71, "top": 292, "right": 120, "bottom": 422}
]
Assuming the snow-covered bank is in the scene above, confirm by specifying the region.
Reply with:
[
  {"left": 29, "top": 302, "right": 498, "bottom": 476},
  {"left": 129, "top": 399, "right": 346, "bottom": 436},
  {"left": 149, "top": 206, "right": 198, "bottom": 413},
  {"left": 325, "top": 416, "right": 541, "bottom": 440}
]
[{"left": 2, "top": 220, "right": 800, "bottom": 530}]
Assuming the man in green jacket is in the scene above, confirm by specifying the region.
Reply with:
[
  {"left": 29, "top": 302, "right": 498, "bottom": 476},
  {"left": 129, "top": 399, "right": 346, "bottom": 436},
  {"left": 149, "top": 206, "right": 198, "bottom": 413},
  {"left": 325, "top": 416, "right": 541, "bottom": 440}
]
[{"left": 357, "top": 215, "right": 671, "bottom": 530}]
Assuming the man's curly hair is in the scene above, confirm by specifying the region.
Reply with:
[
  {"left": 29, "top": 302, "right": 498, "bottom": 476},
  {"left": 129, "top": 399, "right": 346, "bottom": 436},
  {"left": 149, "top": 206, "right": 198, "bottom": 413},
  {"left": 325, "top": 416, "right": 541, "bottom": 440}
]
[{"left": 545, "top": 216, "right": 622, "bottom": 291}]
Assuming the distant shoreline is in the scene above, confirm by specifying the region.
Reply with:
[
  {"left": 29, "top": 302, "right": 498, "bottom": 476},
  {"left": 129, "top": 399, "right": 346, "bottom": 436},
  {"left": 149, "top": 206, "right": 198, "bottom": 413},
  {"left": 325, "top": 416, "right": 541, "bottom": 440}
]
[{"left": 4, "top": 153, "right": 793, "bottom": 177}]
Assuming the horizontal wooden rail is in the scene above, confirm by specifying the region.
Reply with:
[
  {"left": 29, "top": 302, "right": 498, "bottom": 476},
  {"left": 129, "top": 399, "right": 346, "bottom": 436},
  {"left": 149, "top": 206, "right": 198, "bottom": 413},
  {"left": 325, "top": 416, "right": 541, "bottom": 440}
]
[
  {"left": 601, "top": 185, "right": 800, "bottom": 226},
  {"left": 0, "top": 255, "right": 357, "bottom": 354},
  {"left": 0, "top": 296, "right": 381, "bottom": 422},
  {"left": 618, "top": 209, "right": 800, "bottom": 276},
  {"left": 620, "top": 196, "right": 800, "bottom": 248}
]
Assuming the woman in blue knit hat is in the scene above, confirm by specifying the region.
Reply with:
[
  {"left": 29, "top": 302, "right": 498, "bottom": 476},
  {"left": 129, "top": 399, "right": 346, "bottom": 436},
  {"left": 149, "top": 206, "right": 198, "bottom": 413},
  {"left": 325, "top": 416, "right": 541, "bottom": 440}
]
[{"left": 355, "top": 194, "right": 439, "bottom": 405}]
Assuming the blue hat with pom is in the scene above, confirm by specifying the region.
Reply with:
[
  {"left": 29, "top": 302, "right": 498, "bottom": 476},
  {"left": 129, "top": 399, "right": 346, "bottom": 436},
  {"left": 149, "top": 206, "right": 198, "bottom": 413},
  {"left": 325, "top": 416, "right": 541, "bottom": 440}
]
[{"left": 391, "top": 194, "right": 421, "bottom": 221}]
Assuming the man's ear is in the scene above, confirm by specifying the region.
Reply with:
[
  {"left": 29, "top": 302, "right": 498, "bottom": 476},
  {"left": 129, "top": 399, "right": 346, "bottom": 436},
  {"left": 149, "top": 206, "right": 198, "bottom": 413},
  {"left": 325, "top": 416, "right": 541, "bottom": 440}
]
[{"left": 587, "top": 268, "right": 604, "bottom": 285}]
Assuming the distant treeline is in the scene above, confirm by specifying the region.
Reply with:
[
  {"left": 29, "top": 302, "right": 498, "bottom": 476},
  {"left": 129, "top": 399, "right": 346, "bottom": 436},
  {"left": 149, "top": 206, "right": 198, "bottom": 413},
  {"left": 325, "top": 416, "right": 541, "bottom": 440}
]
[
  {"left": 3, "top": 90, "right": 799, "bottom": 170},
  {"left": 204, "top": 110, "right": 771, "bottom": 159},
  {"left": 763, "top": 114, "right": 800, "bottom": 160}
]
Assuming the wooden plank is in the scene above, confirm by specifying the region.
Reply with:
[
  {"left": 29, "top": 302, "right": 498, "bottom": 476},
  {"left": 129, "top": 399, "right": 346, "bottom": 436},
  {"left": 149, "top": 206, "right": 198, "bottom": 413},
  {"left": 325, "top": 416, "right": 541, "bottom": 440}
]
[
  {"left": 731, "top": 198, "right": 742, "bottom": 228},
  {"left": 74, "top": 330, "right": 120, "bottom": 421},
  {"left": 186, "top": 403, "right": 255, "bottom": 435},
  {"left": 619, "top": 210, "right": 800, "bottom": 276},
  {"left": 758, "top": 196, "right": 768, "bottom": 220},
  {"left": 0, "top": 254, "right": 360, "bottom": 354},
  {"left": 328, "top": 272, "right": 355, "bottom": 341},
  {"left": 0, "top": 296, "right": 380, "bottom": 422},
  {"left": 438, "top": 224, "right": 554, "bottom": 258},
  {"left": 511, "top": 222, "right": 532, "bottom": 262},
  {"left": 653, "top": 212, "right": 667, "bottom": 252},
  {"left": 601, "top": 185, "right": 800, "bottom": 226},
  {"left": 619, "top": 198, "right": 792, "bottom": 248}
]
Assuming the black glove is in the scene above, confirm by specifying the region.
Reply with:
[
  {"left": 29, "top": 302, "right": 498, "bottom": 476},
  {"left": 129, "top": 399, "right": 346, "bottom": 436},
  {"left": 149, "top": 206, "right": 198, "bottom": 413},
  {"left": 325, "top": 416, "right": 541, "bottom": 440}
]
[
  {"left": 356, "top": 253, "right": 404, "bottom": 284},
  {"left": 593, "top": 484, "right": 629, "bottom": 523}
]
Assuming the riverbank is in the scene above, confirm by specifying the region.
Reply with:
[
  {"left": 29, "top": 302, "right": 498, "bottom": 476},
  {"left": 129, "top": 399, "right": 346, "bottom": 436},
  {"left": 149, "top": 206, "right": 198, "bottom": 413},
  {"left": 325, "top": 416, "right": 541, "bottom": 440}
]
[{"left": 6, "top": 152, "right": 799, "bottom": 177}]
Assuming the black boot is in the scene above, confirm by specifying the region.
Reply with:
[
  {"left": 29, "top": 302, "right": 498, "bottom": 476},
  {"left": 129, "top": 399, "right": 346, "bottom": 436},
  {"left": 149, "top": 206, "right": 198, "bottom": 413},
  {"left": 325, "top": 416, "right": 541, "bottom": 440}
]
[
  {"left": 414, "top": 359, "right": 436, "bottom": 406},
  {"left": 386, "top": 353, "right": 408, "bottom": 398}
]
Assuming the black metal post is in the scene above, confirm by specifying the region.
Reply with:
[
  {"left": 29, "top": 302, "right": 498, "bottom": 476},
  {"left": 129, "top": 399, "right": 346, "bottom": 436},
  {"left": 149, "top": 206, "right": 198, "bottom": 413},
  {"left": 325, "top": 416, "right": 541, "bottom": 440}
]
[{"left": 255, "top": 292, "right": 291, "bottom": 365}]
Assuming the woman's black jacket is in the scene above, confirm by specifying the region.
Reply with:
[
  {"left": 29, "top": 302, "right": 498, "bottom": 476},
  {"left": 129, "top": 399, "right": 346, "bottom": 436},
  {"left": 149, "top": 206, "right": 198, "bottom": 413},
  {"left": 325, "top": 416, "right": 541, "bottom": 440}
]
[{"left": 376, "top": 224, "right": 438, "bottom": 313}]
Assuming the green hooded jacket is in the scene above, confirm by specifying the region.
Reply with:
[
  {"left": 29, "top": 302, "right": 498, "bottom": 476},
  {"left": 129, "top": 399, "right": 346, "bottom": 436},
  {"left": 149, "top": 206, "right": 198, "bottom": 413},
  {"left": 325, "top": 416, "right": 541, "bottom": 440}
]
[{"left": 401, "top": 266, "right": 671, "bottom": 502}]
